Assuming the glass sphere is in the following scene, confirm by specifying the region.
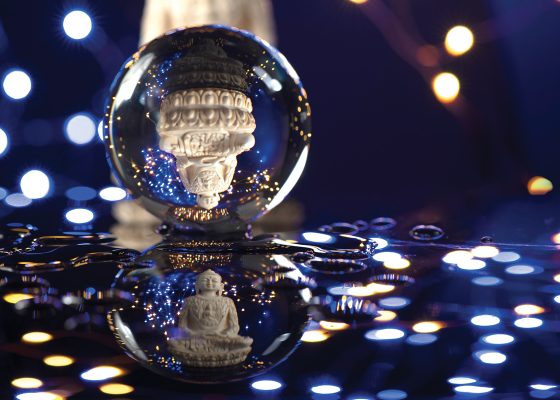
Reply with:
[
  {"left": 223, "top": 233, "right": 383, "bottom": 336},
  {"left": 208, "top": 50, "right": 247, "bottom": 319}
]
[
  {"left": 109, "top": 245, "right": 311, "bottom": 383},
  {"left": 104, "top": 26, "right": 311, "bottom": 232}
]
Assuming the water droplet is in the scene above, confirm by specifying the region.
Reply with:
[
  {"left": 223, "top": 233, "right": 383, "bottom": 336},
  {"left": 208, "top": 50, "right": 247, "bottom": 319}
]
[
  {"left": 480, "top": 236, "right": 493, "bottom": 243},
  {"left": 370, "top": 217, "right": 397, "bottom": 230},
  {"left": 305, "top": 259, "right": 367, "bottom": 274},
  {"left": 409, "top": 225, "right": 444, "bottom": 241}
]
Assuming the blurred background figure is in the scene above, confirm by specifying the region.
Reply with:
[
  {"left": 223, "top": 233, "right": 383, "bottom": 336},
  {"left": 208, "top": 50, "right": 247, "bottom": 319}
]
[{"left": 139, "top": 0, "right": 276, "bottom": 45}]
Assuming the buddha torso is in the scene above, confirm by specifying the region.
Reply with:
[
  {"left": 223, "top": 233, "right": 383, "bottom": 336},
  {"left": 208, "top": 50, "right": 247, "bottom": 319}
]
[{"left": 180, "top": 294, "right": 236, "bottom": 335}]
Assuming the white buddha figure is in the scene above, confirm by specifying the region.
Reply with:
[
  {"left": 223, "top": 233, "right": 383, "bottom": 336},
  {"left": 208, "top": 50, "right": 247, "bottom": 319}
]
[{"left": 168, "top": 269, "right": 253, "bottom": 367}]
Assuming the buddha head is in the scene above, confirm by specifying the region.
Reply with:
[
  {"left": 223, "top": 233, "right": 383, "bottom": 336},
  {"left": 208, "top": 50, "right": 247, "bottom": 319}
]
[
  {"left": 195, "top": 269, "right": 224, "bottom": 296},
  {"left": 157, "top": 39, "right": 256, "bottom": 210}
]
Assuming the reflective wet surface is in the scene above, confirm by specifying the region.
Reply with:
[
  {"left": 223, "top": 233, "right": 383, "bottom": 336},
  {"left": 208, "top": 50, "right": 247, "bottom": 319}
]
[{"left": 1, "top": 218, "right": 560, "bottom": 399}]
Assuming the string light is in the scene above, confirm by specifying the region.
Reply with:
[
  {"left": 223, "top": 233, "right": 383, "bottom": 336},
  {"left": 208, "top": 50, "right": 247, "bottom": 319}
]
[
  {"left": 432, "top": 72, "right": 460, "bottom": 103},
  {"left": 445, "top": 26, "right": 474, "bottom": 56}
]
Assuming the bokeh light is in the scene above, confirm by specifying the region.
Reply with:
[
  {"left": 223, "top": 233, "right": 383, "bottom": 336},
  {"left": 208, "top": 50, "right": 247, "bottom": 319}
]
[
  {"left": 302, "top": 232, "right": 334, "bottom": 243},
  {"left": 43, "top": 355, "right": 75, "bottom": 367},
  {"left": 65, "top": 186, "right": 97, "bottom": 201},
  {"left": 505, "top": 264, "right": 535, "bottom": 275},
  {"left": 63, "top": 10, "right": 92, "bottom": 40},
  {"left": 454, "top": 385, "right": 493, "bottom": 394},
  {"left": 492, "top": 251, "right": 520, "bottom": 263},
  {"left": 442, "top": 250, "right": 472, "bottom": 264},
  {"left": 65, "top": 113, "right": 96, "bottom": 145},
  {"left": 65, "top": 208, "right": 94, "bottom": 224},
  {"left": 406, "top": 333, "right": 438, "bottom": 345},
  {"left": 472, "top": 276, "right": 503, "bottom": 286},
  {"left": 448, "top": 377, "right": 477, "bottom": 385},
  {"left": 474, "top": 350, "right": 507, "bottom": 364},
  {"left": 0, "top": 127, "right": 8, "bottom": 157},
  {"left": 2, "top": 69, "right": 32, "bottom": 100},
  {"left": 514, "top": 317, "right": 543, "bottom": 329},
  {"left": 471, "top": 245, "right": 499, "bottom": 258},
  {"left": 368, "top": 237, "right": 389, "bottom": 249},
  {"left": 432, "top": 72, "right": 460, "bottom": 103},
  {"left": 379, "top": 297, "right": 410, "bottom": 309},
  {"left": 412, "top": 321, "right": 443, "bottom": 333},
  {"left": 16, "top": 393, "right": 63, "bottom": 400},
  {"left": 11, "top": 377, "right": 43, "bottom": 389},
  {"left": 373, "top": 251, "right": 402, "bottom": 262},
  {"left": 445, "top": 25, "right": 474, "bottom": 56},
  {"left": 364, "top": 328, "right": 405, "bottom": 341},
  {"left": 21, "top": 331, "right": 53, "bottom": 343},
  {"left": 376, "top": 389, "right": 408, "bottom": 399},
  {"left": 384, "top": 258, "right": 410, "bottom": 270},
  {"left": 301, "top": 330, "right": 330, "bottom": 343},
  {"left": 5, "top": 193, "right": 31, "bottom": 207},
  {"left": 528, "top": 176, "right": 553, "bottom": 195},
  {"left": 470, "top": 314, "right": 500, "bottom": 326},
  {"left": 514, "top": 304, "right": 544, "bottom": 315},
  {"left": 375, "top": 310, "right": 397, "bottom": 322},
  {"left": 251, "top": 380, "right": 283, "bottom": 391},
  {"left": 80, "top": 365, "right": 124, "bottom": 381},
  {"left": 311, "top": 385, "right": 341, "bottom": 395},
  {"left": 457, "top": 259, "right": 486, "bottom": 270},
  {"left": 481, "top": 333, "right": 514, "bottom": 345},
  {"left": 20, "top": 170, "right": 50, "bottom": 199},
  {"left": 319, "top": 321, "right": 350, "bottom": 331},
  {"left": 99, "top": 383, "right": 134, "bottom": 395},
  {"left": 3, "top": 293, "right": 33, "bottom": 304},
  {"left": 349, "top": 0, "right": 368, "bottom": 4},
  {"left": 99, "top": 186, "right": 127, "bottom": 201}
]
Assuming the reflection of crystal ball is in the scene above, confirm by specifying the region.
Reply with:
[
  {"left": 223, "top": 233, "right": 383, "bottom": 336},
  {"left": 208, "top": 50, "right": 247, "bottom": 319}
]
[
  {"left": 104, "top": 25, "right": 311, "bottom": 232},
  {"left": 108, "top": 246, "right": 311, "bottom": 383}
]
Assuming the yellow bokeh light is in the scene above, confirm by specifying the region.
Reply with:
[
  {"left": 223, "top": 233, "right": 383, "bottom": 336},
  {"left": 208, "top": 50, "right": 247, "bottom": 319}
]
[
  {"left": 11, "top": 377, "right": 43, "bottom": 389},
  {"left": 99, "top": 383, "right": 134, "bottom": 395},
  {"left": 347, "top": 285, "right": 376, "bottom": 297},
  {"left": 384, "top": 258, "right": 411, "bottom": 270},
  {"left": 412, "top": 321, "right": 443, "bottom": 333},
  {"left": 445, "top": 25, "right": 474, "bottom": 56},
  {"left": 3, "top": 293, "right": 34, "bottom": 304},
  {"left": 319, "top": 321, "right": 350, "bottom": 331},
  {"left": 44, "top": 355, "right": 75, "bottom": 367},
  {"left": 375, "top": 310, "right": 397, "bottom": 322},
  {"left": 554, "top": 273, "right": 560, "bottom": 283},
  {"left": 22, "top": 331, "right": 53, "bottom": 343},
  {"left": 528, "top": 176, "right": 553, "bottom": 195},
  {"left": 514, "top": 304, "right": 545, "bottom": 315},
  {"left": 432, "top": 72, "right": 460, "bottom": 103},
  {"left": 301, "top": 330, "right": 330, "bottom": 343},
  {"left": 552, "top": 234, "right": 560, "bottom": 245},
  {"left": 471, "top": 245, "right": 499, "bottom": 258},
  {"left": 366, "top": 282, "right": 395, "bottom": 294},
  {"left": 349, "top": 0, "right": 368, "bottom": 3}
]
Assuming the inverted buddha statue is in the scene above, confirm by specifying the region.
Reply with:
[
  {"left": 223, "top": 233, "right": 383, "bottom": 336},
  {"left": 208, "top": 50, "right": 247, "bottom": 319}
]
[
  {"left": 168, "top": 269, "right": 253, "bottom": 367},
  {"left": 157, "top": 39, "right": 256, "bottom": 210}
]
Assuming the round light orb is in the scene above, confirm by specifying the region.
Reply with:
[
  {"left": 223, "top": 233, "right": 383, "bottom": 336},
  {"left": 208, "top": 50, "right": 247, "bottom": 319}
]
[
  {"left": 432, "top": 72, "right": 460, "bottom": 103},
  {"left": 5, "top": 193, "right": 31, "bottom": 208},
  {"left": 311, "top": 385, "right": 341, "bottom": 395},
  {"left": 104, "top": 26, "right": 311, "bottom": 233},
  {"left": 482, "top": 333, "right": 514, "bottom": 345},
  {"left": 448, "top": 377, "right": 477, "bottom": 385},
  {"left": 99, "top": 186, "right": 127, "bottom": 201},
  {"left": 2, "top": 69, "right": 32, "bottom": 100},
  {"left": 470, "top": 314, "right": 500, "bottom": 326},
  {"left": 80, "top": 366, "right": 123, "bottom": 381},
  {"left": 0, "top": 127, "right": 8, "bottom": 156},
  {"left": 65, "top": 113, "right": 96, "bottom": 145},
  {"left": 365, "top": 328, "right": 405, "bottom": 341},
  {"left": 474, "top": 350, "right": 507, "bottom": 364},
  {"left": 251, "top": 380, "right": 282, "bottom": 391},
  {"left": 20, "top": 170, "right": 50, "bottom": 199},
  {"left": 63, "top": 10, "right": 92, "bottom": 40},
  {"left": 445, "top": 26, "right": 474, "bottom": 56},
  {"left": 65, "top": 208, "right": 94, "bottom": 224}
]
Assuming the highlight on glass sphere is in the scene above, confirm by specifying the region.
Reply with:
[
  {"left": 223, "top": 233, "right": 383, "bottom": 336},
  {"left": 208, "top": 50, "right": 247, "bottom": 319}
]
[{"left": 104, "top": 25, "right": 311, "bottom": 232}]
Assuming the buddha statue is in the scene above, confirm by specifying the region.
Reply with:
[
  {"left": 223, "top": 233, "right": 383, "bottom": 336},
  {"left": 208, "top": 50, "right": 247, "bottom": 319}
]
[
  {"left": 168, "top": 269, "right": 253, "bottom": 367},
  {"left": 157, "top": 39, "right": 256, "bottom": 210}
]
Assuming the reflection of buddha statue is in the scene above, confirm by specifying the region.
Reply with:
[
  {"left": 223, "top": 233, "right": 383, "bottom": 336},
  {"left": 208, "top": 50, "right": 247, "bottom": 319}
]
[
  {"left": 168, "top": 269, "right": 253, "bottom": 367},
  {"left": 158, "top": 39, "right": 256, "bottom": 210}
]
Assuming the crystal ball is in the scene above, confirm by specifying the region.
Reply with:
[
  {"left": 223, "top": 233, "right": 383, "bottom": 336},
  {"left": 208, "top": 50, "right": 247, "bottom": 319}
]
[
  {"left": 104, "top": 26, "right": 311, "bottom": 232},
  {"left": 109, "top": 245, "right": 311, "bottom": 383}
]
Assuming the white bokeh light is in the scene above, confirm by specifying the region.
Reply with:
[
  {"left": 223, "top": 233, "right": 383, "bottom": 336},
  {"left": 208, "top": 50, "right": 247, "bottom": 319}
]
[
  {"left": 514, "top": 317, "right": 543, "bottom": 329},
  {"left": 0, "top": 127, "right": 8, "bottom": 156},
  {"left": 63, "top": 10, "right": 92, "bottom": 40},
  {"left": 373, "top": 252, "right": 402, "bottom": 262},
  {"left": 475, "top": 350, "right": 507, "bottom": 364},
  {"left": 368, "top": 237, "right": 389, "bottom": 249},
  {"left": 448, "top": 377, "right": 477, "bottom": 385},
  {"left": 20, "top": 170, "right": 50, "bottom": 199},
  {"left": 251, "top": 380, "right": 282, "bottom": 391},
  {"left": 457, "top": 259, "right": 486, "bottom": 270},
  {"left": 302, "top": 232, "right": 334, "bottom": 243},
  {"left": 379, "top": 297, "right": 410, "bottom": 309},
  {"left": 482, "top": 333, "right": 514, "bottom": 345},
  {"left": 505, "top": 264, "right": 535, "bottom": 275},
  {"left": 470, "top": 314, "right": 500, "bottom": 326},
  {"left": 97, "top": 120, "right": 103, "bottom": 140},
  {"left": 99, "top": 187, "right": 126, "bottom": 201},
  {"left": 311, "top": 385, "right": 341, "bottom": 395},
  {"left": 454, "top": 385, "right": 493, "bottom": 394},
  {"left": 80, "top": 366, "right": 122, "bottom": 381},
  {"left": 65, "top": 208, "right": 94, "bottom": 224},
  {"left": 5, "top": 193, "right": 31, "bottom": 208},
  {"left": 365, "top": 328, "right": 405, "bottom": 341},
  {"left": 65, "top": 113, "right": 96, "bottom": 145},
  {"left": 2, "top": 70, "right": 32, "bottom": 100}
]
